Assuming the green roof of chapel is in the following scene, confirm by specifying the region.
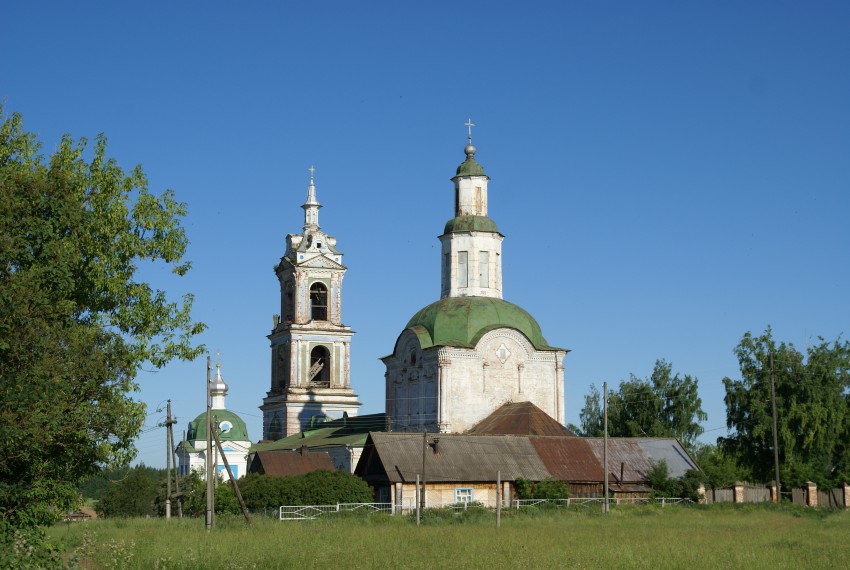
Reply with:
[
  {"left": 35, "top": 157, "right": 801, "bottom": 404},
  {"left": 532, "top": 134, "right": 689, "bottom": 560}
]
[
  {"left": 188, "top": 409, "right": 250, "bottom": 442},
  {"left": 404, "top": 296, "right": 562, "bottom": 351}
]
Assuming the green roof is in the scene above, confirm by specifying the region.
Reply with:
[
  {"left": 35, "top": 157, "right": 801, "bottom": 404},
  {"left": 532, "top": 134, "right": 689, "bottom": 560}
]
[
  {"left": 443, "top": 215, "right": 500, "bottom": 234},
  {"left": 454, "top": 156, "right": 486, "bottom": 177},
  {"left": 188, "top": 409, "right": 250, "bottom": 442},
  {"left": 251, "top": 413, "right": 387, "bottom": 452},
  {"left": 403, "top": 296, "right": 562, "bottom": 351}
]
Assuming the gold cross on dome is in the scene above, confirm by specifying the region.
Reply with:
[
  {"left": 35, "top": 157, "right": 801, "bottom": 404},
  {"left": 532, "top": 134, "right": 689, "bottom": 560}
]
[{"left": 465, "top": 118, "right": 475, "bottom": 141}]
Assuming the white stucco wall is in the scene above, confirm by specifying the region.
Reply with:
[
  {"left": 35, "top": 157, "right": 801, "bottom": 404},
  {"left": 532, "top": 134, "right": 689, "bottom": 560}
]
[{"left": 385, "top": 327, "right": 566, "bottom": 433}]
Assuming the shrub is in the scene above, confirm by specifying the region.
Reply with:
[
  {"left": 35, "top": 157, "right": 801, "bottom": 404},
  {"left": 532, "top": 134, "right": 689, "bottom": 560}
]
[{"left": 515, "top": 477, "right": 570, "bottom": 500}]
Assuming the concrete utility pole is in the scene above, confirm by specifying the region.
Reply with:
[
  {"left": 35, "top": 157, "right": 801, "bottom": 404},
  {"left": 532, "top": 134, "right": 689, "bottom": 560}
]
[
  {"left": 165, "top": 400, "right": 173, "bottom": 520},
  {"left": 420, "top": 431, "right": 427, "bottom": 513},
  {"left": 205, "top": 356, "right": 213, "bottom": 530},
  {"left": 496, "top": 471, "right": 501, "bottom": 528},
  {"left": 415, "top": 474, "right": 420, "bottom": 527},
  {"left": 769, "top": 351, "right": 781, "bottom": 502},
  {"left": 603, "top": 381, "right": 609, "bottom": 514},
  {"left": 170, "top": 424, "right": 182, "bottom": 518},
  {"left": 166, "top": 400, "right": 182, "bottom": 518}
]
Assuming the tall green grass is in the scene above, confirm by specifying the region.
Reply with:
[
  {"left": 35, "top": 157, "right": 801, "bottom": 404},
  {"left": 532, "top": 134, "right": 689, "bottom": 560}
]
[{"left": 47, "top": 504, "right": 850, "bottom": 569}]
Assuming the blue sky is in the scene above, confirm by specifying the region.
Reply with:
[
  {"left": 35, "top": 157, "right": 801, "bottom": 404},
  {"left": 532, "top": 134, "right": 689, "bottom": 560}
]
[{"left": 3, "top": 2, "right": 848, "bottom": 468}]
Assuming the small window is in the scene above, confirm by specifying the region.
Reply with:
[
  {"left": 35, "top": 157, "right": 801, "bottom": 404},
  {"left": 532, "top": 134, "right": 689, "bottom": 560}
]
[
  {"left": 309, "top": 283, "right": 327, "bottom": 320},
  {"left": 479, "top": 251, "right": 489, "bottom": 288},
  {"left": 455, "top": 487, "right": 474, "bottom": 504},
  {"left": 458, "top": 251, "right": 468, "bottom": 288}
]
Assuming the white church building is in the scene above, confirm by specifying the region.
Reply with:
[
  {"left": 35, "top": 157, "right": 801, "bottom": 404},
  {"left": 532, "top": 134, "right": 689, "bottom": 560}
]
[{"left": 382, "top": 129, "right": 569, "bottom": 433}]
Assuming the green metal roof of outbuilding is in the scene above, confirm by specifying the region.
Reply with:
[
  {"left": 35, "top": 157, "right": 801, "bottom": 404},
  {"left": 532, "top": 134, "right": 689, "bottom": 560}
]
[
  {"left": 403, "top": 297, "right": 563, "bottom": 351},
  {"left": 188, "top": 409, "right": 250, "bottom": 442}
]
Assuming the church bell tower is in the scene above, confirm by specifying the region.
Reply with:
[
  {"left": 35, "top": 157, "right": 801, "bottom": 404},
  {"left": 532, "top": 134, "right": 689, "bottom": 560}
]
[{"left": 260, "top": 168, "right": 361, "bottom": 440}]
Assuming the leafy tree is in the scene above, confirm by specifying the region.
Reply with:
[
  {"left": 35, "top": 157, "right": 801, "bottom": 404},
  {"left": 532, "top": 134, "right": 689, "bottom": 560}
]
[
  {"left": 721, "top": 328, "right": 850, "bottom": 488},
  {"left": 0, "top": 110, "right": 205, "bottom": 530},
  {"left": 645, "top": 460, "right": 703, "bottom": 501},
  {"left": 692, "top": 443, "right": 746, "bottom": 489},
  {"left": 577, "top": 360, "right": 707, "bottom": 448},
  {"left": 95, "top": 465, "right": 165, "bottom": 517}
]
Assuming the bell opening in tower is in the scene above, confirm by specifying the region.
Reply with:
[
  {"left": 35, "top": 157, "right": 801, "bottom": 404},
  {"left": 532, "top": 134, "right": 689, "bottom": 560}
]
[
  {"left": 309, "top": 282, "right": 328, "bottom": 321},
  {"left": 309, "top": 345, "right": 330, "bottom": 387}
]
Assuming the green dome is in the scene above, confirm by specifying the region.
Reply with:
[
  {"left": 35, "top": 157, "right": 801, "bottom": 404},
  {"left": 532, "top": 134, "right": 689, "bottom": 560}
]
[
  {"left": 403, "top": 297, "right": 559, "bottom": 351},
  {"left": 188, "top": 409, "right": 250, "bottom": 442},
  {"left": 443, "top": 215, "right": 500, "bottom": 234},
  {"left": 455, "top": 156, "right": 486, "bottom": 177}
]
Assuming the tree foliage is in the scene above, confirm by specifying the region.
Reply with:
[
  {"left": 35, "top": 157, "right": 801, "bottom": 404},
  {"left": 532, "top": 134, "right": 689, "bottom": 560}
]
[
  {"left": 236, "top": 470, "right": 374, "bottom": 510},
  {"left": 645, "top": 459, "right": 703, "bottom": 501},
  {"left": 721, "top": 328, "right": 850, "bottom": 488},
  {"left": 0, "top": 110, "right": 205, "bottom": 529},
  {"left": 515, "top": 477, "right": 570, "bottom": 500},
  {"left": 95, "top": 465, "right": 165, "bottom": 518},
  {"left": 577, "top": 359, "right": 707, "bottom": 448}
]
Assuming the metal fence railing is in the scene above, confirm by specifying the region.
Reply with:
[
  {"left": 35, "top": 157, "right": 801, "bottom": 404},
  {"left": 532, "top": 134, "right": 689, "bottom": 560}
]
[
  {"left": 278, "top": 498, "right": 695, "bottom": 520},
  {"left": 279, "top": 503, "right": 393, "bottom": 520}
]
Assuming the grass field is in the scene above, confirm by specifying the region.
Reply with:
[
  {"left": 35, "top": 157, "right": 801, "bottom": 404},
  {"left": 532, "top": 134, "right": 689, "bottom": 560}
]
[{"left": 46, "top": 504, "right": 850, "bottom": 569}]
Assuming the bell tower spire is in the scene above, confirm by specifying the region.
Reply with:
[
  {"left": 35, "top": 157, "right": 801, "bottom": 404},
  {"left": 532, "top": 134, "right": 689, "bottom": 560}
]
[{"left": 302, "top": 166, "right": 321, "bottom": 231}]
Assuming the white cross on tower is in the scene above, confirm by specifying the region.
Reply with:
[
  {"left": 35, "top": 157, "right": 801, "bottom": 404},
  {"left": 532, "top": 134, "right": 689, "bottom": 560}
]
[
  {"left": 465, "top": 118, "right": 475, "bottom": 141},
  {"left": 308, "top": 165, "right": 316, "bottom": 180}
]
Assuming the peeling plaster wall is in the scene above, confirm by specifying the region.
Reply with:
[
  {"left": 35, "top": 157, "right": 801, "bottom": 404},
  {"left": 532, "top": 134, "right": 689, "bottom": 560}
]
[{"left": 386, "top": 327, "right": 566, "bottom": 433}]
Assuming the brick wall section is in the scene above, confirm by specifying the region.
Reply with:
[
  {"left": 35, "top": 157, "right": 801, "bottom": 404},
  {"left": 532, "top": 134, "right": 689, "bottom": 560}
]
[
  {"left": 807, "top": 481, "right": 818, "bottom": 507},
  {"left": 844, "top": 484, "right": 850, "bottom": 508},
  {"left": 770, "top": 482, "right": 778, "bottom": 503},
  {"left": 733, "top": 482, "right": 745, "bottom": 503}
]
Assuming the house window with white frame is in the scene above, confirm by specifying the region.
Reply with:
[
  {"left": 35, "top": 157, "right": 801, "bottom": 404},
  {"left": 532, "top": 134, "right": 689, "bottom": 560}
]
[{"left": 455, "top": 487, "right": 474, "bottom": 504}]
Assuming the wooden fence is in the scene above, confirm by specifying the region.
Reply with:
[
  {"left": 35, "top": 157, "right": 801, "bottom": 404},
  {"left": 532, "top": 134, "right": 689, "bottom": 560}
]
[{"left": 705, "top": 482, "right": 848, "bottom": 508}]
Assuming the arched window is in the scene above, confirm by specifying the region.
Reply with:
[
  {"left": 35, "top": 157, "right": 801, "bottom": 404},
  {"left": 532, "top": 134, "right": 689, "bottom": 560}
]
[
  {"left": 309, "top": 283, "right": 327, "bottom": 321},
  {"left": 309, "top": 345, "right": 330, "bottom": 386}
]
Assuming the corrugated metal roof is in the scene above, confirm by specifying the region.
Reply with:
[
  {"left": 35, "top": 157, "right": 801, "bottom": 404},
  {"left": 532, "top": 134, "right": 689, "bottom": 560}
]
[
  {"left": 530, "top": 437, "right": 603, "bottom": 482},
  {"left": 468, "top": 401, "right": 576, "bottom": 436},
  {"left": 582, "top": 438, "right": 699, "bottom": 482},
  {"left": 250, "top": 450, "right": 335, "bottom": 476},
  {"left": 367, "top": 432, "right": 551, "bottom": 484}
]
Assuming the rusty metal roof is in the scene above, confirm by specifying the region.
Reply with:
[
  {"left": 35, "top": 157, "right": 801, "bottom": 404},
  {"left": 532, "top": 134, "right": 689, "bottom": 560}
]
[
  {"left": 250, "top": 449, "right": 335, "bottom": 477},
  {"left": 530, "top": 437, "right": 603, "bottom": 482},
  {"left": 361, "top": 432, "right": 551, "bottom": 483},
  {"left": 467, "top": 401, "right": 576, "bottom": 436}
]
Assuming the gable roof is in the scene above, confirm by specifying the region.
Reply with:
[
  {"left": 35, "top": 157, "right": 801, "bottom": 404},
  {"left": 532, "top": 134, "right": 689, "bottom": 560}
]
[
  {"left": 355, "top": 432, "right": 700, "bottom": 486},
  {"left": 356, "top": 432, "right": 551, "bottom": 484},
  {"left": 467, "top": 401, "right": 576, "bottom": 437},
  {"left": 249, "top": 449, "right": 334, "bottom": 476}
]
